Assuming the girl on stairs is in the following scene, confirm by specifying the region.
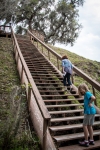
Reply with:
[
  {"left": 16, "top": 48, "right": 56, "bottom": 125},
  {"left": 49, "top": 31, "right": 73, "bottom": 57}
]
[
  {"left": 61, "top": 55, "right": 73, "bottom": 91},
  {"left": 78, "top": 83, "right": 96, "bottom": 147}
]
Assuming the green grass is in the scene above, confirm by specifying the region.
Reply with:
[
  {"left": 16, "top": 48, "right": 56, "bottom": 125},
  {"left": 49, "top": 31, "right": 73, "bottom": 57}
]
[
  {"left": 0, "top": 37, "right": 40, "bottom": 150},
  {"left": 40, "top": 43, "right": 100, "bottom": 108},
  {"left": 48, "top": 44, "right": 100, "bottom": 83}
]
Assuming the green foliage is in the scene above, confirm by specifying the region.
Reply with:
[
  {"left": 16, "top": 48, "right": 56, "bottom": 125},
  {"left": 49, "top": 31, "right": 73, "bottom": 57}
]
[
  {"left": 0, "top": 0, "right": 19, "bottom": 23},
  {"left": 48, "top": 44, "right": 100, "bottom": 84},
  {"left": 0, "top": 37, "right": 40, "bottom": 150},
  {"left": 0, "top": 0, "right": 85, "bottom": 45},
  {"left": 0, "top": 38, "right": 20, "bottom": 93},
  {"left": 42, "top": 44, "right": 100, "bottom": 108},
  {"left": 0, "top": 0, "right": 84, "bottom": 46}
]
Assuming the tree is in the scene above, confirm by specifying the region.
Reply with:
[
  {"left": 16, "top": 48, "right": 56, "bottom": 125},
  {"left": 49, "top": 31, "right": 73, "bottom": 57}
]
[
  {"left": 69, "top": 0, "right": 84, "bottom": 7},
  {"left": 15, "top": 0, "right": 54, "bottom": 33},
  {"left": 45, "top": 0, "right": 83, "bottom": 45},
  {"left": 0, "top": 0, "right": 19, "bottom": 24},
  {"left": 0, "top": 0, "right": 84, "bottom": 46}
]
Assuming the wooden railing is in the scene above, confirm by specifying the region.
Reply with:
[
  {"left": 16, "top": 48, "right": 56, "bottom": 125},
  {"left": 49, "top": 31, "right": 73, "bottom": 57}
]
[
  {"left": 1, "top": 26, "right": 100, "bottom": 149},
  {"left": 28, "top": 30, "right": 100, "bottom": 106},
  {"left": 31, "top": 29, "right": 44, "bottom": 42},
  {"left": 10, "top": 27, "right": 51, "bottom": 150},
  {"left": 0, "top": 25, "right": 11, "bottom": 33}
]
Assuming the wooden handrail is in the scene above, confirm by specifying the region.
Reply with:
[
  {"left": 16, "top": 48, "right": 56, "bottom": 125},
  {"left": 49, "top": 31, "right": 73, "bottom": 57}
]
[
  {"left": 73, "top": 66, "right": 100, "bottom": 91},
  {"left": 11, "top": 27, "right": 51, "bottom": 150},
  {"left": 11, "top": 27, "right": 51, "bottom": 119},
  {"left": 27, "top": 29, "right": 100, "bottom": 92},
  {"left": 0, "top": 25, "right": 11, "bottom": 35},
  {"left": 28, "top": 30, "right": 61, "bottom": 59},
  {"left": 0, "top": 25, "right": 11, "bottom": 28}
]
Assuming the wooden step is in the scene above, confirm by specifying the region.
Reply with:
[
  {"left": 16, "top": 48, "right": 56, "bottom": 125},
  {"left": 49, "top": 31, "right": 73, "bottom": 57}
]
[
  {"left": 37, "top": 86, "right": 64, "bottom": 89},
  {"left": 25, "top": 57, "right": 44, "bottom": 61},
  {"left": 42, "top": 94, "right": 79, "bottom": 97},
  {"left": 44, "top": 98, "right": 83, "bottom": 102},
  {"left": 25, "top": 58, "right": 46, "bottom": 61},
  {"left": 27, "top": 62, "right": 53, "bottom": 66},
  {"left": 50, "top": 114, "right": 100, "bottom": 122},
  {"left": 34, "top": 79, "right": 63, "bottom": 82},
  {"left": 27, "top": 61, "right": 55, "bottom": 67},
  {"left": 46, "top": 103, "right": 84, "bottom": 108},
  {"left": 27, "top": 63, "right": 52, "bottom": 66},
  {"left": 35, "top": 81, "right": 62, "bottom": 83},
  {"left": 40, "top": 90, "right": 64, "bottom": 93},
  {"left": 39, "top": 89, "right": 64, "bottom": 92},
  {"left": 53, "top": 130, "right": 100, "bottom": 142},
  {"left": 32, "top": 68, "right": 58, "bottom": 71},
  {"left": 49, "top": 121, "right": 100, "bottom": 132},
  {"left": 59, "top": 140, "right": 100, "bottom": 150},
  {"left": 30, "top": 70, "right": 57, "bottom": 73},
  {"left": 32, "top": 73, "right": 61, "bottom": 76},
  {"left": 51, "top": 116, "right": 84, "bottom": 122},
  {"left": 33, "top": 76, "right": 62, "bottom": 79},
  {"left": 29, "top": 72, "right": 60, "bottom": 76},
  {"left": 28, "top": 64, "right": 52, "bottom": 67},
  {"left": 24, "top": 58, "right": 48, "bottom": 62},
  {"left": 29, "top": 63, "right": 54, "bottom": 68},
  {"left": 49, "top": 109, "right": 83, "bottom": 115},
  {"left": 36, "top": 83, "right": 63, "bottom": 85}
]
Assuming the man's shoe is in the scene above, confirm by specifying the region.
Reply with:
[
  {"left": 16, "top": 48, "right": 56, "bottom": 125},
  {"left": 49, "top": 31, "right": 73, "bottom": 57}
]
[
  {"left": 79, "top": 141, "right": 89, "bottom": 147},
  {"left": 89, "top": 140, "right": 95, "bottom": 145}
]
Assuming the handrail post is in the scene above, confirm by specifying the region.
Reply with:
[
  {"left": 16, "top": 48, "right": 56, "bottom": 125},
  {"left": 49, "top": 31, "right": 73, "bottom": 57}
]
[
  {"left": 14, "top": 45, "right": 17, "bottom": 53},
  {"left": 28, "top": 87, "right": 31, "bottom": 110},
  {"left": 71, "top": 74, "right": 74, "bottom": 84},
  {"left": 30, "top": 35, "right": 32, "bottom": 42},
  {"left": 43, "top": 119, "right": 50, "bottom": 150},
  {"left": 37, "top": 41, "right": 38, "bottom": 48},
  {"left": 48, "top": 50, "right": 50, "bottom": 60},
  {"left": 21, "top": 65, "right": 24, "bottom": 83},
  {"left": 57, "top": 57, "right": 59, "bottom": 69},
  {"left": 33, "top": 37, "right": 34, "bottom": 44},
  {"left": 42, "top": 45, "right": 43, "bottom": 53},
  {"left": 17, "top": 53, "right": 19, "bottom": 66},
  {"left": 92, "top": 86, "right": 97, "bottom": 105}
]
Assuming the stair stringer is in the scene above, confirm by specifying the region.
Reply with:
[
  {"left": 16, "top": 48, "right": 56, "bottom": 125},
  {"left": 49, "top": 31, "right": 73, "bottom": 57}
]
[
  {"left": 29, "top": 93, "right": 57, "bottom": 150},
  {"left": 14, "top": 35, "right": 57, "bottom": 150}
]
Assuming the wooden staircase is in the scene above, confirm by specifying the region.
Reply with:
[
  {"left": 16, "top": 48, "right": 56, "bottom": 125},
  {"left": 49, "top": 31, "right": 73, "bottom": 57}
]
[{"left": 16, "top": 34, "right": 100, "bottom": 150}]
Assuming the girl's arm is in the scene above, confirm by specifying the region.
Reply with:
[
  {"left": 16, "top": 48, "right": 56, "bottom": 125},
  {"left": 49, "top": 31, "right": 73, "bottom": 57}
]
[
  {"left": 62, "top": 61, "right": 65, "bottom": 73},
  {"left": 89, "top": 95, "right": 96, "bottom": 106},
  {"left": 62, "top": 66, "right": 65, "bottom": 73}
]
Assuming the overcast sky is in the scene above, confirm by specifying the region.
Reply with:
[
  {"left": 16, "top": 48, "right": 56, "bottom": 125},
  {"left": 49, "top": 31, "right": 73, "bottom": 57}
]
[{"left": 55, "top": 0, "right": 100, "bottom": 62}]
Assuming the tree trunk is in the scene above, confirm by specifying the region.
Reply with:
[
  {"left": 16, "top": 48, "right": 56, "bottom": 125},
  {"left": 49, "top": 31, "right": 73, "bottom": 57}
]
[{"left": 29, "top": 20, "right": 32, "bottom": 31}]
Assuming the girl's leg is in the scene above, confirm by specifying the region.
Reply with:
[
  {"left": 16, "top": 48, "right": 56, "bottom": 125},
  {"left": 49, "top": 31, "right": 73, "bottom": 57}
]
[
  {"left": 87, "top": 125, "right": 93, "bottom": 140},
  {"left": 83, "top": 125, "right": 89, "bottom": 141},
  {"left": 79, "top": 125, "right": 89, "bottom": 146},
  {"left": 66, "top": 73, "right": 72, "bottom": 90},
  {"left": 66, "top": 73, "right": 71, "bottom": 86},
  {"left": 63, "top": 74, "right": 67, "bottom": 86},
  {"left": 79, "top": 115, "right": 89, "bottom": 146}
]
